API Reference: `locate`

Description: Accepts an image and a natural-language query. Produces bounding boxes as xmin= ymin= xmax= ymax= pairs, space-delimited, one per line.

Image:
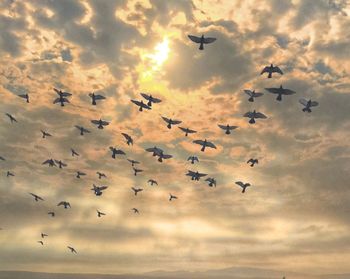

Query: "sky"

xmin=0 ymin=0 xmax=350 ymax=276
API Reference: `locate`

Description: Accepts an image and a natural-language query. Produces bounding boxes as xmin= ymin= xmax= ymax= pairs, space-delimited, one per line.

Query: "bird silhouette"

xmin=91 ymin=184 xmax=108 ymax=196
xmin=261 ymin=64 xmax=283 ymax=78
xmin=193 ymin=139 xmax=216 ymax=152
xmin=133 ymin=167 xmax=143 ymax=176
xmin=96 ymin=210 xmax=106 ymax=218
xmin=48 ymin=211 xmax=55 ymax=217
xmin=178 ymin=127 xmax=197 ymax=136
xmin=18 ymin=93 xmax=30 ymax=103
xmin=218 ymin=124 xmax=238 ymax=135
xmin=57 ymin=201 xmax=71 ymax=209
xmin=75 ymin=125 xmax=91 ymax=135
xmin=96 ymin=172 xmax=107 ymax=179
xmin=54 ymin=160 xmax=67 ymax=169
xmin=205 ymin=177 xmax=217 ymax=187
xmin=41 ymin=130 xmax=52 ymax=138
xmin=71 ymin=148 xmax=79 ymax=157
xmin=299 ymin=98 xmax=318 ymax=112
xmin=169 ymin=193 xmax=178 ymax=201
xmin=132 ymin=208 xmax=140 ymax=214
xmin=6 ymin=171 xmax=14 ymax=177
xmin=109 ymin=147 xmax=126 ymax=158
xmin=76 ymin=171 xmax=86 ymax=178
xmin=131 ymin=187 xmax=143 ymax=196
xmin=41 ymin=233 xmax=48 ymax=238
xmin=131 ymin=99 xmax=151 ymax=111
xmin=67 ymin=246 xmax=77 ymax=253
xmin=91 ymin=119 xmax=109 ymax=129
xmin=140 ymin=93 xmax=162 ymax=106
xmin=244 ymin=89 xmax=264 ymax=102
xmin=186 ymin=170 xmax=207 ymax=181
xmin=235 ymin=181 xmax=251 ymax=193
xmin=29 ymin=193 xmax=44 ymax=202
xmin=42 ymin=159 xmax=56 ymax=167
xmin=121 ymin=133 xmax=133 ymax=145
xmin=188 ymin=34 xmax=216 ymax=50
xmin=127 ymin=159 xmax=140 ymax=167
xmin=247 ymin=158 xmax=258 ymax=167
xmin=89 ymin=92 xmax=106 ymax=105
xmin=5 ymin=113 xmax=17 ymax=123
xmin=187 ymin=156 xmax=199 ymax=164
xmin=38 ymin=240 xmax=44 ymax=245
xmin=243 ymin=110 xmax=267 ymax=124
xmin=0 ymin=156 xmax=5 ymax=161
xmin=145 ymin=146 xmax=163 ymax=157
xmin=162 ymin=116 xmax=182 ymax=129
xmin=53 ymin=88 xmax=72 ymax=106
xmin=265 ymin=85 xmax=296 ymax=101
xmin=148 ymin=179 xmax=158 ymax=186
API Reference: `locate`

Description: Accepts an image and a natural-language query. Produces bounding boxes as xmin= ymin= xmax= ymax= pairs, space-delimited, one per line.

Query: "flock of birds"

xmin=0 ymin=34 xmax=319 ymax=256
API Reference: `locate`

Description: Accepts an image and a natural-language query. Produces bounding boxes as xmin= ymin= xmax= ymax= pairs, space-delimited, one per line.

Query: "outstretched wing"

xmin=235 ymin=181 xmax=244 ymax=187
xmin=282 ymin=88 xmax=296 ymax=95
xmin=131 ymin=99 xmax=142 ymax=106
xmin=244 ymin=90 xmax=253 ymax=96
xmin=122 ymin=133 xmax=131 ymax=141
xmin=94 ymin=94 xmax=105 ymax=100
xmin=186 ymin=170 xmax=196 ymax=176
xmin=255 ymin=112 xmax=267 ymax=119
xmin=188 ymin=35 xmax=201 ymax=43
xmin=140 ymin=93 xmax=150 ymax=100
xmin=151 ymin=97 xmax=161 ymax=103
xmin=99 ymin=186 xmax=108 ymax=191
xmin=161 ymin=116 xmax=170 ymax=124
xmin=170 ymin=119 xmax=182 ymax=125
xmin=162 ymin=154 xmax=172 ymax=159
xmin=198 ymin=172 xmax=207 ymax=177
xmin=273 ymin=66 xmax=283 ymax=75
xmin=265 ymin=87 xmax=280 ymax=94
xmin=203 ymin=37 xmax=216 ymax=44
xmin=253 ymin=92 xmax=264 ymax=97
xmin=310 ymin=101 xmax=318 ymax=107
xmin=218 ymin=124 xmax=227 ymax=130
xmin=53 ymin=98 xmax=61 ymax=104
xmin=299 ymin=98 xmax=308 ymax=106
xmin=243 ymin=111 xmax=253 ymax=118
xmin=193 ymin=139 xmax=204 ymax=146
xmin=206 ymin=141 xmax=217 ymax=149
xmin=101 ymin=120 xmax=109 ymax=126
xmin=115 ymin=149 xmax=126 ymax=155
xmin=260 ymin=66 xmax=269 ymax=75
xmin=91 ymin=120 xmax=100 ymax=125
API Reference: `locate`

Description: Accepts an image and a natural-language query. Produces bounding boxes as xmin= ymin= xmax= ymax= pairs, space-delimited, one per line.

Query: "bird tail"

xmin=158 ymin=157 xmax=163 ymax=162
xmin=249 ymin=118 xmax=255 ymax=124
xmin=147 ymin=101 xmax=152 ymax=106
xmin=167 ymin=123 xmax=171 ymax=129
xmin=242 ymin=188 xmax=245 ymax=193
xmin=268 ymin=72 xmax=272 ymax=78
xmin=277 ymin=94 xmax=282 ymax=101
xmin=225 ymin=130 xmax=230 ymax=135
xmin=139 ymin=107 xmax=142 ymax=112
xmin=92 ymin=100 xmax=96 ymax=105
xmin=248 ymin=97 xmax=254 ymax=102
xmin=199 ymin=42 xmax=204 ymax=50
xmin=201 ymin=146 xmax=205 ymax=152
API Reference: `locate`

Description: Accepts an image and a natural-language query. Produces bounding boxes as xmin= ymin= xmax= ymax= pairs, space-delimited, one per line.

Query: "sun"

xmin=148 ymin=38 xmax=170 ymax=68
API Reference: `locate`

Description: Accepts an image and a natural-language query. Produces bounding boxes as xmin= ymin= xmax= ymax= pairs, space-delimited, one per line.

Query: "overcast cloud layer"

xmin=0 ymin=0 xmax=350 ymax=276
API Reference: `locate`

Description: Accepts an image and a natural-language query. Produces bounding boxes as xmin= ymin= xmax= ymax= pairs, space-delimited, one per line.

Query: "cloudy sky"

xmin=0 ymin=0 xmax=350 ymax=276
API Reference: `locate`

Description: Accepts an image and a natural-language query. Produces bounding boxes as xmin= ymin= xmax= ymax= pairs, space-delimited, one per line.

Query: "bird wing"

xmin=218 ymin=124 xmax=227 ymax=130
xmin=140 ymin=93 xmax=150 ymax=100
xmin=235 ymin=181 xmax=244 ymax=187
xmin=193 ymin=140 xmax=204 ymax=146
xmin=115 ymin=149 xmax=126 ymax=155
xmin=53 ymin=98 xmax=61 ymax=104
xmin=273 ymin=66 xmax=283 ymax=74
xmin=57 ymin=201 xmax=64 ymax=206
xmin=82 ymin=127 xmax=90 ymax=133
xmin=151 ymin=97 xmax=162 ymax=103
xmin=255 ymin=112 xmax=267 ymax=119
xmin=61 ymin=92 xmax=72 ymax=97
xmin=186 ymin=170 xmax=196 ymax=176
xmin=244 ymin=90 xmax=253 ymax=96
xmin=91 ymin=120 xmax=99 ymax=125
xmin=299 ymin=98 xmax=308 ymax=106
xmin=42 ymin=159 xmax=51 ymax=165
xmin=131 ymin=99 xmax=142 ymax=106
xmin=188 ymin=35 xmax=201 ymax=43
xmin=310 ymin=101 xmax=318 ymax=107
xmin=243 ymin=111 xmax=253 ymax=118
xmin=265 ymin=87 xmax=280 ymax=94
xmin=203 ymin=37 xmax=216 ymax=44
xmin=253 ymin=92 xmax=264 ymax=97
xmin=162 ymin=116 xmax=170 ymax=123
xmin=282 ymin=88 xmax=296 ymax=95
xmin=170 ymin=119 xmax=182 ymax=125
xmin=162 ymin=154 xmax=172 ymax=159
xmin=194 ymin=157 xmax=199 ymax=162
xmin=141 ymin=103 xmax=151 ymax=109
xmin=99 ymin=186 xmax=108 ymax=191
xmin=18 ymin=94 xmax=27 ymax=99
xmin=198 ymin=173 xmax=207 ymax=177
xmin=260 ymin=66 xmax=269 ymax=75
xmin=247 ymin=159 xmax=253 ymax=163
xmin=206 ymin=141 xmax=217 ymax=149
xmin=53 ymin=88 xmax=60 ymax=94
xmin=122 ymin=133 xmax=131 ymax=141
xmin=101 ymin=120 xmax=109 ymax=126
xmin=94 ymin=94 xmax=105 ymax=100
xmin=228 ymin=125 xmax=238 ymax=130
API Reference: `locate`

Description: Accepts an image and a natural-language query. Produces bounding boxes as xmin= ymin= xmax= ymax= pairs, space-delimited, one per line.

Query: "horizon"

xmin=0 ymin=0 xmax=349 ymax=276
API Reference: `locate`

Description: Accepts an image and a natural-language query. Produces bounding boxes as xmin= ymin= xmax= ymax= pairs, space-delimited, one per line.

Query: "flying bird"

xmin=53 ymin=88 xmax=71 ymax=106
xmin=140 ymin=93 xmax=162 ymax=106
xmin=57 ymin=201 xmax=71 ymax=209
xmin=6 ymin=171 xmax=14 ymax=177
xmin=96 ymin=172 xmax=107 ymax=179
xmin=67 ymin=246 xmax=77 ymax=254
xmin=41 ymin=130 xmax=52 ymax=138
xmin=38 ymin=241 xmax=44 ymax=245
xmin=132 ymin=208 xmax=139 ymax=214
xmin=244 ymin=89 xmax=264 ymax=102
xmin=265 ymin=85 xmax=296 ymax=101
xmin=145 ymin=146 xmax=163 ymax=157
xmin=131 ymin=187 xmax=143 ymax=196
xmin=205 ymin=177 xmax=217 ymax=187
xmin=299 ymin=98 xmax=319 ymax=112
xmin=121 ymin=133 xmax=133 ymax=146
xmin=188 ymin=34 xmax=216 ymax=50
xmin=96 ymin=210 xmax=106 ymax=218
xmin=91 ymin=119 xmax=109 ymax=129
xmin=218 ymin=124 xmax=238 ymax=135
xmin=89 ymin=92 xmax=106 ymax=105
xmin=156 ymin=151 xmax=173 ymax=163
xmin=148 ymin=179 xmax=158 ymax=186
xmin=42 ymin=159 xmax=56 ymax=167
xmin=48 ymin=211 xmax=55 ymax=217
xmin=247 ymin=158 xmax=258 ymax=167
xmin=186 ymin=170 xmax=207 ymax=181
xmin=71 ymin=148 xmax=79 ymax=157
xmin=193 ymin=139 xmax=216 ymax=152
xmin=5 ymin=113 xmax=17 ymax=123
xmin=0 ymin=156 xmax=5 ymax=161
xmin=131 ymin=99 xmax=151 ymax=111
xmin=109 ymin=147 xmax=126 ymax=158
xmin=55 ymin=160 xmax=67 ymax=169
xmin=178 ymin=127 xmax=197 ymax=137
xmin=169 ymin=193 xmax=178 ymax=201
xmin=243 ymin=110 xmax=267 ymax=124
xmin=187 ymin=156 xmax=199 ymax=164
xmin=127 ymin=159 xmax=140 ymax=167
xmin=29 ymin=193 xmax=44 ymax=202
xmin=41 ymin=233 xmax=48 ymax=238
xmin=76 ymin=171 xmax=86 ymax=179
xmin=235 ymin=181 xmax=251 ymax=193
xmin=18 ymin=93 xmax=29 ymax=103
xmin=91 ymin=184 xmax=108 ymax=196
xmin=260 ymin=64 xmax=283 ymax=78
xmin=75 ymin=125 xmax=91 ymax=135
xmin=162 ymin=116 xmax=182 ymax=129
xmin=133 ymin=167 xmax=143 ymax=176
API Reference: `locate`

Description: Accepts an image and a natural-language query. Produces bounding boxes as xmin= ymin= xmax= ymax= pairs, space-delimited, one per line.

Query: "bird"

xmin=0 ymin=156 xmax=5 ymax=161
xmin=96 ymin=172 xmax=107 ymax=179
xmin=18 ymin=93 xmax=29 ymax=103
xmin=121 ymin=133 xmax=133 ymax=146
xmin=41 ymin=130 xmax=52 ymax=138
xmin=54 ymin=160 xmax=67 ymax=169
xmin=127 ymin=159 xmax=140 ymax=167
xmin=247 ymin=158 xmax=258 ymax=167
xmin=71 ymin=148 xmax=79 ymax=157
xmin=6 ymin=171 xmax=14 ymax=177
xmin=260 ymin=64 xmax=283 ymax=78
xmin=205 ymin=177 xmax=217 ymax=187
xmin=76 ymin=171 xmax=86 ymax=179
xmin=5 ymin=113 xmax=17 ymax=123
xmin=299 ymin=98 xmax=319 ymax=112
xmin=133 ymin=167 xmax=143 ymax=176
xmin=131 ymin=99 xmax=151 ymax=111
xmin=91 ymin=119 xmax=109 ymax=129
xmin=265 ymin=85 xmax=296 ymax=101
xmin=145 ymin=146 xmax=163 ymax=157
xmin=243 ymin=110 xmax=267 ymax=124
xmin=235 ymin=181 xmax=251 ymax=193
xmin=57 ymin=201 xmax=71 ymax=209
xmin=53 ymin=88 xmax=72 ymax=106
xmin=67 ymin=246 xmax=77 ymax=253
xmin=140 ymin=93 xmax=162 ymax=106
xmin=148 ymin=179 xmax=158 ymax=186
xmin=244 ymin=89 xmax=264 ymax=102
xmin=161 ymin=116 xmax=182 ymax=129
xmin=132 ymin=208 xmax=139 ymax=214
xmin=91 ymin=184 xmax=108 ymax=196
xmin=75 ymin=125 xmax=91 ymax=135
xmin=131 ymin=187 xmax=143 ymax=196
xmin=109 ymin=147 xmax=126 ymax=158
xmin=187 ymin=156 xmax=199 ymax=164
xmin=42 ymin=159 xmax=56 ymax=167
xmin=186 ymin=170 xmax=207 ymax=181
xmin=96 ymin=210 xmax=106 ymax=218
xmin=48 ymin=211 xmax=55 ymax=217
xmin=178 ymin=127 xmax=197 ymax=137
xmin=41 ymin=233 xmax=48 ymax=238
xmin=156 ymin=151 xmax=173 ymax=163
xmin=38 ymin=241 xmax=44 ymax=245
xmin=89 ymin=92 xmax=106 ymax=105
xmin=188 ymin=34 xmax=216 ymax=50
xmin=218 ymin=124 xmax=238 ymax=135
xmin=193 ymin=139 xmax=216 ymax=152
xmin=169 ymin=193 xmax=178 ymax=201
xmin=29 ymin=193 xmax=44 ymax=202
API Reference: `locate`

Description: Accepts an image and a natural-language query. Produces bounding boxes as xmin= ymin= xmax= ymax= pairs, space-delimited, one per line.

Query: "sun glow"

xmin=148 ymin=38 xmax=170 ymax=68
